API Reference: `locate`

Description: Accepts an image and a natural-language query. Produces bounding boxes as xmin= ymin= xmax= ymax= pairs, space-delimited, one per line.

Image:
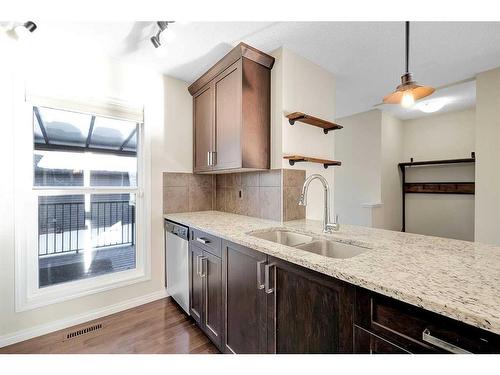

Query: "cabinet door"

xmin=266 ymin=256 xmax=355 ymax=354
xmin=189 ymin=244 xmax=204 ymax=324
xmin=201 ymin=251 xmax=223 ymax=349
xmin=193 ymin=84 xmax=214 ymax=173
xmin=222 ymin=241 xmax=267 ymax=354
xmin=213 ymin=61 xmax=242 ymax=170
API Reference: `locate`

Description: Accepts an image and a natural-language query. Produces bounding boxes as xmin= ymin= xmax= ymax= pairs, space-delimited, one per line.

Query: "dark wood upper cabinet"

xmin=193 ymin=85 xmax=214 ymax=172
xmin=189 ymin=43 xmax=274 ymax=174
xmin=222 ymin=241 xmax=268 ymax=354
xmin=266 ymin=256 xmax=355 ymax=354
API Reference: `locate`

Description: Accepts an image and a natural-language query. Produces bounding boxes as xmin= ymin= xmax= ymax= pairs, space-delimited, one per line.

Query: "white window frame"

xmin=14 ymin=95 xmax=151 ymax=312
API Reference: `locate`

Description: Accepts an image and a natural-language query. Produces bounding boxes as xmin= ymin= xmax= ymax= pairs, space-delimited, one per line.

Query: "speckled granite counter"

xmin=164 ymin=211 xmax=500 ymax=335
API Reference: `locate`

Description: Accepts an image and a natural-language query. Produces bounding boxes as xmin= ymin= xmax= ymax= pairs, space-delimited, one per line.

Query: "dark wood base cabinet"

xmin=266 ymin=256 xmax=354 ymax=353
xmin=354 ymin=288 xmax=500 ymax=354
xmin=187 ymin=231 xmax=500 ymax=354
xmin=189 ymin=231 xmax=223 ymax=350
xmin=222 ymin=241 xmax=267 ymax=353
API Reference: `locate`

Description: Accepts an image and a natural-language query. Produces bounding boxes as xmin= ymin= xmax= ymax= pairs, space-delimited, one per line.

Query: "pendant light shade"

xmin=383 ymin=22 xmax=435 ymax=107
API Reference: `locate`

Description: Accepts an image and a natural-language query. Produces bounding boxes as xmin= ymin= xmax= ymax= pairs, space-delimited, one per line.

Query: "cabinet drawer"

xmin=191 ymin=229 xmax=222 ymax=258
xmin=354 ymin=326 xmax=409 ymax=354
xmin=355 ymin=288 xmax=500 ymax=353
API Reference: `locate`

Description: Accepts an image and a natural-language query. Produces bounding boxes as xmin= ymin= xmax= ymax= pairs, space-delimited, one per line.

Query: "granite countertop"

xmin=164 ymin=210 xmax=500 ymax=335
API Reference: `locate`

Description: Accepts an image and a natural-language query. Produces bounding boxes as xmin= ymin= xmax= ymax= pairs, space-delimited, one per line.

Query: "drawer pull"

xmin=422 ymin=329 xmax=471 ymax=354
xmin=196 ymin=237 xmax=211 ymax=245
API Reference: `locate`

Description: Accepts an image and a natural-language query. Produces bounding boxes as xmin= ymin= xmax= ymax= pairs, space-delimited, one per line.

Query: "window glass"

xmin=33 ymin=106 xmax=138 ymax=187
xmin=38 ymin=193 xmax=136 ymax=287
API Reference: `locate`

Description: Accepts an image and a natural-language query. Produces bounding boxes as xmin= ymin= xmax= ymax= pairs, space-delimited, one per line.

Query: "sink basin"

xmin=296 ymin=240 xmax=368 ymax=259
xmin=249 ymin=229 xmax=314 ymax=247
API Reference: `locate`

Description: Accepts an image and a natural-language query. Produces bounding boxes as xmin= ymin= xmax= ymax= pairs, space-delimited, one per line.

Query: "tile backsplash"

xmin=163 ymin=173 xmax=215 ymax=214
xmin=163 ymin=169 xmax=306 ymax=222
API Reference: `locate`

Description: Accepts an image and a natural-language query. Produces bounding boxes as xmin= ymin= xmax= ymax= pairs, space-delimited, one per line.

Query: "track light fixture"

xmin=150 ymin=21 xmax=174 ymax=48
xmin=1 ymin=21 xmax=37 ymax=40
xmin=23 ymin=21 xmax=37 ymax=33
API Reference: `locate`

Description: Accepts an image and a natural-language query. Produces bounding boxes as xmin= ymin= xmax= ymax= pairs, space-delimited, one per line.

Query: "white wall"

xmin=475 ymin=67 xmax=500 ymax=245
xmin=334 ymin=110 xmax=382 ymax=226
xmin=161 ymin=76 xmax=193 ymax=172
xmin=271 ymin=48 xmax=336 ymax=221
xmin=402 ymin=109 xmax=475 ymax=241
xmin=0 ymin=32 xmax=170 ymax=343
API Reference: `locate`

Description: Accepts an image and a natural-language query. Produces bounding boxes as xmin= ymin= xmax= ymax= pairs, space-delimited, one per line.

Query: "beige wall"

xmin=0 ymin=35 xmax=171 ymax=343
xmin=475 ymin=67 xmax=500 ymax=245
xmin=334 ymin=110 xmax=383 ymax=227
xmin=271 ymin=48 xmax=336 ymax=221
xmin=335 ymin=107 xmax=475 ymax=241
xmin=380 ymin=112 xmax=404 ymax=231
xmin=402 ymin=108 xmax=475 ymax=241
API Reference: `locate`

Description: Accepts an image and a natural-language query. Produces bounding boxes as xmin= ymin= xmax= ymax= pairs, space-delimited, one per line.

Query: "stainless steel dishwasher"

xmin=164 ymin=219 xmax=190 ymax=314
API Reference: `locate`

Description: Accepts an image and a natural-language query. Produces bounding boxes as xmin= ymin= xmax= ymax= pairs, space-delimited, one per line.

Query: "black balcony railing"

xmin=38 ymin=200 xmax=135 ymax=257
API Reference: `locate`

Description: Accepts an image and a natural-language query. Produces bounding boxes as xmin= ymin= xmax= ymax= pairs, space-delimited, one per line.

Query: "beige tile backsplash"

xmin=163 ymin=169 xmax=305 ymax=222
xmin=163 ymin=173 xmax=215 ymax=214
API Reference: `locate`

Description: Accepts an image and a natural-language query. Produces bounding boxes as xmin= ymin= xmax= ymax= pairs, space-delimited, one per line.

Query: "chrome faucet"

xmin=298 ymin=174 xmax=339 ymax=233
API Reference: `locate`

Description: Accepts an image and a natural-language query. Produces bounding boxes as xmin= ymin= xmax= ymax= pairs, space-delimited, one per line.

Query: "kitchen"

xmin=1 ymin=2 xmax=500 ymax=373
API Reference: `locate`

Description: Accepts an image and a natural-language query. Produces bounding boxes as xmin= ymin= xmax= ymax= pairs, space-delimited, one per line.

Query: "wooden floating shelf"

xmin=404 ymin=182 xmax=475 ymax=195
xmin=285 ymin=112 xmax=343 ymax=134
xmin=284 ymin=155 xmax=342 ymax=169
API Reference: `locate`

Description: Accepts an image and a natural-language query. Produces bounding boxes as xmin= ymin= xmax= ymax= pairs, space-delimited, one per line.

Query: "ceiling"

xmin=33 ymin=21 xmax=500 ymax=118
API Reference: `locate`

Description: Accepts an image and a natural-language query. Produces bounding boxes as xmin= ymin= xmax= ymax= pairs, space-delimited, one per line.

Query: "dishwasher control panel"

xmin=165 ymin=220 xmax=189 ymax=241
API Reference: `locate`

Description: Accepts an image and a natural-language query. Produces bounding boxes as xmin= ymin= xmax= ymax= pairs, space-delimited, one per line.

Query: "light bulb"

xmin=401 ymin=91 xmax=415 ymax=108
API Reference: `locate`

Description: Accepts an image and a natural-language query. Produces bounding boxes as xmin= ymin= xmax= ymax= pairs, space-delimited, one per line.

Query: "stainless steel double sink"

xmin=248 ymin=229 xmax=369 ymax=259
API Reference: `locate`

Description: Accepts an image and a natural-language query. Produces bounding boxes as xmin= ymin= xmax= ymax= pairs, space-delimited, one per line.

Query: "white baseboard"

xmin=0 ymin=289 xmax=169 ymax=348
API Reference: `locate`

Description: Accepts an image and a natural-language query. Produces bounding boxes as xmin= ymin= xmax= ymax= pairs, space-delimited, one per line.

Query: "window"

xmin=15 ymin=98 xmax=148 ymax=310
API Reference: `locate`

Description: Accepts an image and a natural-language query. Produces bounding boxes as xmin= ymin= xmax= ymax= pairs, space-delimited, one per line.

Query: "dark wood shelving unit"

xmin=398 ymin=153 xmax=476 ymax=232
xmin=404 ymin=182 xmax=475 ymax=195
xmin=285 ymin=112 xmax=343 ymax=134
xmin=284 ymin=155 xmax=342 ymax=169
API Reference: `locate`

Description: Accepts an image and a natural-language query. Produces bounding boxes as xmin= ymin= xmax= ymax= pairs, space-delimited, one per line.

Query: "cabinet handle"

xmin=212 ymin=151 xmax=217 ymax=166
xmin=264 ymin=264 xmax=275 ymax=294
xmin=256 ymin=260 xmax=266 ymax=290
xmin=196 ymin=237 xmax=210 ymax=245
xmin=200 ymin=257 xmax=207 ymax=278
xmin=196 ymin=255 xmax=201 ymax=276
xmin=422 ymin=328 xmax=471 ymax=354
xmin=207 ymin=151 xmax=212 ymax=166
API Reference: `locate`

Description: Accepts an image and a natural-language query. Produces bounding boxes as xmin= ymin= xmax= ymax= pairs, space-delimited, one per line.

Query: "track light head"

xmin=150 ymin=21 xmax=175 ymax=49
xmin=150 ymin=35 xmax=161 ymax=48
xmin=23 ymin=21 xmax=37 ymax=33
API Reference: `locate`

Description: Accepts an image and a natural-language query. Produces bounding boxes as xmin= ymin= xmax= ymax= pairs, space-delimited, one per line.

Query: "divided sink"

xmin=295 ymin=240 xmax=368 ymax=259
xmin=248 ymin=229 xmax=369 ymax=259
xmin=250 ymin=229 xmax=314 ymax=247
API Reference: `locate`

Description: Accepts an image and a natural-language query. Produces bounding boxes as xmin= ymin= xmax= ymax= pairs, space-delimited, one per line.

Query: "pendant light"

xmin=383 ymin=21 xmax=435 ymax=108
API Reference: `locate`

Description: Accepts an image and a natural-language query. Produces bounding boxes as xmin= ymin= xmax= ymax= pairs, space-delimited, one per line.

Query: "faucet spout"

xmin=297 ymin=174 xmax=339 ymax=233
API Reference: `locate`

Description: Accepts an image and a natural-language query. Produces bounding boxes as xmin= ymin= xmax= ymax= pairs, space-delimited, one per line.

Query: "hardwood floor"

xmin=0 ymin=297 xmax=219 ymax=354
